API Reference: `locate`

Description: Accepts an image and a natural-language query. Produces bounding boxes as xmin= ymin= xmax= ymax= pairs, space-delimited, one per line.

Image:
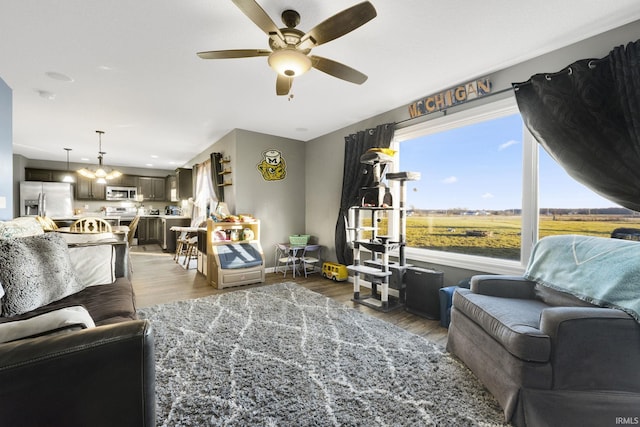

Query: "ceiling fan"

xmin=197 ymin=0 xmax=377 ymax=96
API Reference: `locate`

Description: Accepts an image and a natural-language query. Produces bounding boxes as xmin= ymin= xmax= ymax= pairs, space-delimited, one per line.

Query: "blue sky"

xmin=399 ymin=114 xmax=617 ymax=211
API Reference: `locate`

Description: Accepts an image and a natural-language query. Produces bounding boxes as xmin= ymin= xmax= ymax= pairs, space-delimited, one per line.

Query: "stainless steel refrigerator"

xmin=20 ymin=181 xmax=74 ymax=218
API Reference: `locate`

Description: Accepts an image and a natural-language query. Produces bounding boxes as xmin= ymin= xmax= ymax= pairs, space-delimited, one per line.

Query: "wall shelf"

xmin=218 ymin=156 xmax=232 ymax=186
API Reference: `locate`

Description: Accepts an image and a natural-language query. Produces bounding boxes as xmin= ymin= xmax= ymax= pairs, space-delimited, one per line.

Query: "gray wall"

xmin=303 ymin=19 xmax=640 ymax=278
xmin=0 ymin=78 xmax=12 ymax=220
xmin=186 ymin=128 xmax=305 ymax=268
xmin=236 ymin=129 xmax=305 ymax=268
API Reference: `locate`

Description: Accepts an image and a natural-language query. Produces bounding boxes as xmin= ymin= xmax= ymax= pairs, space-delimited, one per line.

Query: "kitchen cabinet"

xmin=138 ymin=216 xmax=162 ymax=244
xmin=25 ymin=168 xmax=55 ymax=182
xmin=25 ymin=168 xmax=72 ymax=182
xmin=138 ymin=177 xmax=166 ymax=201
xmin=175 ymin=168 xmax=192 ymax=200
xmin=75 ymin=175 xmax=106 ymax=200
xmin=166 ymin=175 xmax=176 ymax=201
xmin=109 ymin=174 xmax=138 ymax=187
xmin=161 ymin=216 xmax=191 ymax=252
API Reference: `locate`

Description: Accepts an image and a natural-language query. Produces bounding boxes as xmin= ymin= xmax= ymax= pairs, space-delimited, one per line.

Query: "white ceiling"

xmin=2 ymin=1 xmax=639 ymax=171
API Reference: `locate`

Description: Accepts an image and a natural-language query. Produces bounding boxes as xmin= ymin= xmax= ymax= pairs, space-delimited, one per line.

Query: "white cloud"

xmin=442 ymin=176 xmax=458 ymax=184
xmin=481 ymin=192 xmax=494 ymax=199
xmin=498 ymin=140 xmax=520 ymax=151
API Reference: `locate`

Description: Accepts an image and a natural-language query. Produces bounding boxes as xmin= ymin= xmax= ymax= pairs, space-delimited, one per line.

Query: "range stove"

xmin=105 ymin=206 xmax=138 ymax=221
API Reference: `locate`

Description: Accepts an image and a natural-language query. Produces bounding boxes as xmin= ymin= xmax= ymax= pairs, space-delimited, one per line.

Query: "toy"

xmin=321 ymin=262 xmax=348 ymax=282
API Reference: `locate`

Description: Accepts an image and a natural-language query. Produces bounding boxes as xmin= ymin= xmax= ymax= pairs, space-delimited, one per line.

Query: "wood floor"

xmin=130 ymin=244 xmax=449 ymax=347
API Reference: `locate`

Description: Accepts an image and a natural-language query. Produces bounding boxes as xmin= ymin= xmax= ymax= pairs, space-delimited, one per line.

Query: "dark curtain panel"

xmin=513 ymin=40 xmax=640 ymax=211
xmin=210 ymin=152 xmax=224 ymax=203
xmin=334 ymin=123 xmax=395 ymax=265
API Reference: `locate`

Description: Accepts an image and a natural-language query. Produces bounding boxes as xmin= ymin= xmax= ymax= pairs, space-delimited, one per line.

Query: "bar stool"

xmin=174 ymin=230 xmax=190 ymax=262
xmin=183 ymin=235 xmax=198 ymax=268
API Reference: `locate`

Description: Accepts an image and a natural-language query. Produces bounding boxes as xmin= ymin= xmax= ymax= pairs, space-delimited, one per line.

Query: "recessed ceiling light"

xmin=150 ymin=155 xmax=159 ymax=159
xmin=81 ymin=157 xmax=90 ymax=161
xmin=45 ymin=71 xmax=74 ymax=82
xmin=36 ymin=89 xmax=56 ymax=100
xmin=98 ymin=65 xmax=114 ymax=71
xmin=146 ymin=163 xmax=154 ymax=167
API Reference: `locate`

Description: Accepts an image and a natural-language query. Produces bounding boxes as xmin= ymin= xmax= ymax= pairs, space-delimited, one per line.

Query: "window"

xmin=394 ymin=96 xmax=640 ymax=274
xmin=395 ymin=99 xmax=524 ymax=265
xmin=538 ymin=148 xmax=640 ymax=239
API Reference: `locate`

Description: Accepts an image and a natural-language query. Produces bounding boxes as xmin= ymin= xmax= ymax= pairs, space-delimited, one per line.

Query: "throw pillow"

xmin=68 ymin=244 xmax=116 ymax=286
xmin=0 ymin=217 xmax=44 ymax=239
xmin=0 ymin=305 xmax=95 ymax=343
xmin=0 ymin=233 xmax=86 ymax=317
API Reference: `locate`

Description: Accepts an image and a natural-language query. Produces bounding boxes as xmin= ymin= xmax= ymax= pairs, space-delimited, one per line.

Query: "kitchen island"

xmin=137 ymin=215 xmax=191 ymax=251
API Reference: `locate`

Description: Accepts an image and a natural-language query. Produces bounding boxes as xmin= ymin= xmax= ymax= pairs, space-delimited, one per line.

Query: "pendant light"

xmin=62 ymin=148 xmax=74 ymax=183
xmin=77 ymin=130 xmax=122 ymax=184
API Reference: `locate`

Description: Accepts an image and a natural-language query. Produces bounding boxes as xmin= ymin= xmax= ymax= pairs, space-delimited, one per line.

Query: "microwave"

xmin=106 ymin=186 xmax=138 ymax=201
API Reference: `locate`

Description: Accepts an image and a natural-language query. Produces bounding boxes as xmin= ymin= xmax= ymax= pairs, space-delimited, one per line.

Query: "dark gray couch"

xmin=447 ymin=235 xmax=640 ymax=426
xmin=0 ymin=234 xmax=155 ymax=427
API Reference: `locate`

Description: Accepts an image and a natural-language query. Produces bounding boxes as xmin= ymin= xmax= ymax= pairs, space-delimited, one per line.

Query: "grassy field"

xmin=391 ymin=214 xmax=640 ymax=260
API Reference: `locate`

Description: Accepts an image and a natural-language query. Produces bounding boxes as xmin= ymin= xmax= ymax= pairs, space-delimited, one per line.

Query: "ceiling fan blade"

xmin=276 ymin=74 xmax=292 ymax=96
xmin=197 ymin=49 xmax=271 ymax=59
xmin=232 ymin=0 xmax=285 ymax=47
xmin=298 ymin=1 xmax=376 ymax=49
xmin=310 ymin=55 xmax=368 ymax=85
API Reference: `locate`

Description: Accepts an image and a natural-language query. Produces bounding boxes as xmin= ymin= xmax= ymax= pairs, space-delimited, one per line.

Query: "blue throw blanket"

xmin=524 ymin=234 xmax=640 ymax=322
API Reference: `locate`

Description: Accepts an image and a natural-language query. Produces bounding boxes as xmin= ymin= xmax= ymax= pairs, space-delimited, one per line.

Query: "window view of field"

xmin=396 ymin=108 xmax=640 ymax=262
xmin=402 ymin=211 xmax=640 ymax=261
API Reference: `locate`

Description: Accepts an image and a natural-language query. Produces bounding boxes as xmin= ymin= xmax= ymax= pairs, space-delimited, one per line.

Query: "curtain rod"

xmin=395 ymin=86 xmax=515 ymax=127
xmin=395 ymin=54 xmax=610 ymax=127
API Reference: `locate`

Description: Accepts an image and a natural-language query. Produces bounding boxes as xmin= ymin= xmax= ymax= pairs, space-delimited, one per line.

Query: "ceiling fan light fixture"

xmin=198 ymin=1 xmax=376 ymax=95
xmin=268 ymin=48 xmax=311 ymax=77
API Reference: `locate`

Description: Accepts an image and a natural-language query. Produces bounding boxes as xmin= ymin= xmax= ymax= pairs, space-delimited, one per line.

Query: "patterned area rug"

xmin=138 ymin=283 xmax=509 ymax=426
